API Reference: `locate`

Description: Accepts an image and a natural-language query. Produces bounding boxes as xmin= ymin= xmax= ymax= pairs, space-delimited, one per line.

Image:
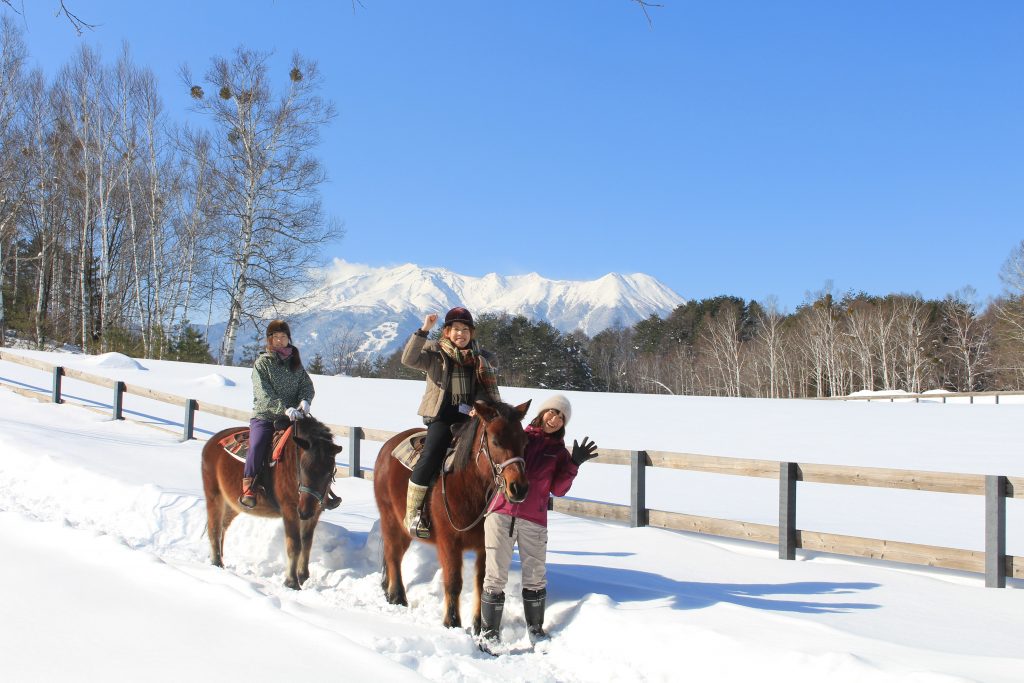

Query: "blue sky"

xmin=13 ymin=1 xmax=1024 ymax=311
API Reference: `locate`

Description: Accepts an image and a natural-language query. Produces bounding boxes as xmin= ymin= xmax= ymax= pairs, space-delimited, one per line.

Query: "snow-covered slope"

xmin=210 ymin=260 xmax=685 ymax=363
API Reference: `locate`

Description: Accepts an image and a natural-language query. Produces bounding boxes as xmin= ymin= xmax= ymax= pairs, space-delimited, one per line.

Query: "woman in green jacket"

xmin=240 ymin=319 xmax=315 ymax=508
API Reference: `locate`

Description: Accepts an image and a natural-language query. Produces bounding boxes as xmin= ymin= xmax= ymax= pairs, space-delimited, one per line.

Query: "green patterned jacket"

xmin=251 ymin=350 xmax=315 ymax=421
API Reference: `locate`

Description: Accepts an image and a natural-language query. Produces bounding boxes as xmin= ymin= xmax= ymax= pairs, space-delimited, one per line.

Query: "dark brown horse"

xmin=374 ymin=399 xmax=531 ymax=632
xmin=201 ymin=415 xmax=342 ymax=589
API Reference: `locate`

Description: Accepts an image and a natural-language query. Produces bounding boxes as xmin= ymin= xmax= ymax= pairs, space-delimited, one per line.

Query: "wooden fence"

xmin=0 ymin=349 xmax=1019 ymax=588
xmin=819 ymin=389 xmax=1024 ymax=403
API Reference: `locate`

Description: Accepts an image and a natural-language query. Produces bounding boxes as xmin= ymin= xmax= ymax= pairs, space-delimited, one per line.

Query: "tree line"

xmin=357 ymin=268 xmax=1024 ymax=398
xmin=0 ymin=17 xmax=338 ymax=364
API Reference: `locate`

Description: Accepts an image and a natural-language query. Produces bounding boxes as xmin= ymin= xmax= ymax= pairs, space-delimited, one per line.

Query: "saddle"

xmin=391 ymin=433 xmax=457 ymax=474
xmin=219 ymin=425 xmax=294 ymax=466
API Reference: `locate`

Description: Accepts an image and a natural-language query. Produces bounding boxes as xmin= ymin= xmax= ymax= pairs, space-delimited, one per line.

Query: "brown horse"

xmin=201 ymin=415 xmax=342 ymax=589
xmin=374 ymin=399 xmax=531 ymax=632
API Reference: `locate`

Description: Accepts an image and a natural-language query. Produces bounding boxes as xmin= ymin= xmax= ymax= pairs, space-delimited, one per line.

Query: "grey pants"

xmin=483 ymin=512 xmax=548 ymax=594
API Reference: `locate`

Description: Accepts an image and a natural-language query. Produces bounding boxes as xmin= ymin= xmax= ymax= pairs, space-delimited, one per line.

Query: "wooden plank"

xmin=122 ymin=382 xmax=192 ymax=406
xmin=194 ymin=401 xmax=250 ymax=422
xmin=60 ymin=366 xmax=118 ymax=389
xmin=798 ymin=463 xmax=985 ymax=494
xmin=551 ymin=498 xmax=630 ymax=522
xmin=797 ymin=530 xmax=985 ymax=573
xmin=0 ymin=380 xmax=48 ymax=402
xmin=646 ymin=450 xmax=779 ymax=478
xmin=647 ymin=510 xmax=778 ymax=544
xmin=1010 ymin=555 xmax=1024 ymax=580
xmin=1007 ymin=477 xmax=1024 ymax=500
xmin=0 ymin=349 xmax=56 ymax=373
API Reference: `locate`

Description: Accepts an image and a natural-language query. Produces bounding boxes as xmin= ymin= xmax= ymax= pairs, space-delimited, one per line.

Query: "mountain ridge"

xmin=210 ymin=260 xmax=686 ymax=365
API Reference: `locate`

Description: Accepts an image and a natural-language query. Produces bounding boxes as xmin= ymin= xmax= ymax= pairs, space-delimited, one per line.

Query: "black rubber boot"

xmin=522 ymin=588 xmax=547 ymax=641
xmin=479 ymin=590 xmax=505 ymax=650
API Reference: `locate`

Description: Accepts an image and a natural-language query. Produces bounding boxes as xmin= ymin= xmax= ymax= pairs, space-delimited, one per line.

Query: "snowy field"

xmin=0 ymin=348 xmax=1022 ymax=682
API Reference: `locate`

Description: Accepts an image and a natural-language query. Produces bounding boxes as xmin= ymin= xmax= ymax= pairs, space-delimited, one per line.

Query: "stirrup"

xmin=239 ymin=492 xmax=257 ymax=509
xmin=409 ymin=513 xmax=431 ymax=540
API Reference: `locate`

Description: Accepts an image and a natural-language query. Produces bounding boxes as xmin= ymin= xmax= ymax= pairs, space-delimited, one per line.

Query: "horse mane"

xmin=449 ymin=401 xmax=522 ymax=471
xmin=294 ymin=414 xmax=335 ymax=452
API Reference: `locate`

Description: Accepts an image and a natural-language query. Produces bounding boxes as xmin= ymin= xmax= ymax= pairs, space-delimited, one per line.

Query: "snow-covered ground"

xmin=0 ymin=349 xmax=1022 ymax=682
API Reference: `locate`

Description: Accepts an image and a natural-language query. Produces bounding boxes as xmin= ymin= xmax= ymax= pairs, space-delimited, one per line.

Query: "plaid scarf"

xmin=439 ymin=338 xmax=500 ymax=405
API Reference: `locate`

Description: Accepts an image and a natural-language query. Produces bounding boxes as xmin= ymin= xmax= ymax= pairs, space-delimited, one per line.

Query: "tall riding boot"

xmin=239 ymin=477 xmax=257 ymax=509
xmin=404 ymin=482 xmax=429 ymax=537
xmin=480 ymin=590 xmax=505 ymax=646
xmin=522 ymin=588 xmax=547 ymax=641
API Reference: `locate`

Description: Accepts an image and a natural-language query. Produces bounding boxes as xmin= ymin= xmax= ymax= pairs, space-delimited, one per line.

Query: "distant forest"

xmin=341 ymin=278 xmax=1024 ymax=397
xmin=1 ymin=17 xmax=1022 ymax=398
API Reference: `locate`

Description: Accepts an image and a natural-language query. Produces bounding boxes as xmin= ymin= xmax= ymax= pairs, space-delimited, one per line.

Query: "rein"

xmin=440 ymin=421 xmax=525 ymax=532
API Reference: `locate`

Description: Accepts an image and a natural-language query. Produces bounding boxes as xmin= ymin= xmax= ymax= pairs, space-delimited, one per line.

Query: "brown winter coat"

xmin=401 ymin=332 xmax=500 ymax=420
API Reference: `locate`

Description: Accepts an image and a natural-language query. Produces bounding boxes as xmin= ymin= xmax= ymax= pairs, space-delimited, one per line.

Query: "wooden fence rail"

xmin=818 ymin=389 xmax=1024 ymax=404
xmin=0 ymin=349 xmax=1018 ymax=587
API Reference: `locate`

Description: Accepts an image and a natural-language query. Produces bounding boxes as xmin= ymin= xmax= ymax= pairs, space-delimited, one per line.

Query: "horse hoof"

xmin=285 ymin=578 xmax=300 ymax=590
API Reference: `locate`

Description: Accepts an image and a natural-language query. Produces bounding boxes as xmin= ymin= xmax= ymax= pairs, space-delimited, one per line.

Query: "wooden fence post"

xmin=779 ymin=462 xmax=798 ymax=560
xmin=182 ymin=399 xmax=197 ymax=441
xmin=51 ymin=366 xmax=64 ymax=404
xmin=986 ymin=475 xmax=1006 ymax=588
xmin=630 ymin=450 xmax=648 ymax=528
xmin=347 ymin=426 xmax=362 ymax=478
xmin=112 ymin=381 xmax=125 ymax=420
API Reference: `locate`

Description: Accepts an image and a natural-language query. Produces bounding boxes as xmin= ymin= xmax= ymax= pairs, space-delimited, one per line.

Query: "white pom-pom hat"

xmin=535 ymin=394 xmax=571 ymax=427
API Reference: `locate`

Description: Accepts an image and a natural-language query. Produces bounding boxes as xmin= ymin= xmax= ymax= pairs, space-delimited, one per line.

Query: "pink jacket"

xmin=488 ymin=425 xmax=579 ymax=527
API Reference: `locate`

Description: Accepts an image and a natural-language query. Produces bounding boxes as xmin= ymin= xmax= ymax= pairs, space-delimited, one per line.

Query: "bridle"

xmin=290 ymin=418 xmax=334 ymax=509
xmin=441 ymin=419 xmax=525 ymax=532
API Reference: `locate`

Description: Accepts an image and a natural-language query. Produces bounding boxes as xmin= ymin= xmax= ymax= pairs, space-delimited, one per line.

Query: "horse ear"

xmin=294 ymin=436 xmax=311 ymax=450
xmin=474 ymin=400 xmax=497 ymax=422
xmin=513 ymin=400 xmax=532 ymax=421
xmin=331 ymin=443 xmax=344 ymax=456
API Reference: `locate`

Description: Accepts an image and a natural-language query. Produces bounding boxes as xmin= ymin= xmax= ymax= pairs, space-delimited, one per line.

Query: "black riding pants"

xmin=411 ymin=406 xmax=469 ymax=487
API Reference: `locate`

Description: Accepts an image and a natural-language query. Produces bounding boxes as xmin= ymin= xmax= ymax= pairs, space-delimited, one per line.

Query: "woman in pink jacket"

xmin=479 ymin=394 xmax=597 ymax=648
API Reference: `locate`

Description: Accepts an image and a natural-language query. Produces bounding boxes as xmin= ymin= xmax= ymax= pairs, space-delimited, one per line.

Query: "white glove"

xmin=299 ymin=399 xmax=311 ymax=415
xmin=285 ymin=407 xmax=301 ymax=421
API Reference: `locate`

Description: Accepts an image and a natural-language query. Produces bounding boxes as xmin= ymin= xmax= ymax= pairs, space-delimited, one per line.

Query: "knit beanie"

xmin=535 ymin=394 xmax=571 ymax=427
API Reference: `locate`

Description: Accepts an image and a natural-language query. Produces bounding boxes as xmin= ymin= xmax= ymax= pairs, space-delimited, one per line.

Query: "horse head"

xmin=470 ymin=399 xmax=531 ymax=504
xmin=291 ymin=416 xmax=343 ymax=520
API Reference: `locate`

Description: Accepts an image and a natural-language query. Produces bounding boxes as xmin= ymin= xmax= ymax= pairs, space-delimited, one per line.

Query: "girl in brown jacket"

xmin=400 ymin=306 xmax=501 ymax=536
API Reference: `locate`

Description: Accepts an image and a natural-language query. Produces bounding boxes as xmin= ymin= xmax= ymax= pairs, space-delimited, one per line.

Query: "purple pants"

xmin=244 ymin=418 xmax=274 ymax=479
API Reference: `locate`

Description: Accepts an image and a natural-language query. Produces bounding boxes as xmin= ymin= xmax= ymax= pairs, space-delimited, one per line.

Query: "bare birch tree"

xmin=183 ymin=48 xmax=339 ymax=365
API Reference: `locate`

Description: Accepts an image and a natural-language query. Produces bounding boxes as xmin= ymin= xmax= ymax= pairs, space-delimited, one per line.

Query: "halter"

xmin=440 ymin=419 xmax=525 ymax=532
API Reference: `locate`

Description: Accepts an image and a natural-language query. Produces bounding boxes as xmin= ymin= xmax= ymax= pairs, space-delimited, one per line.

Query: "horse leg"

xmin=282 ymin=512 xmax=302 ymax=590
xmin=379 ymin=507 xmax=411 ymax=606
xmin=207 ymin=494 xmax=231 ymax=567
xmin=297 ymin=516 xmax=318 ymax=586
xmin=472 ymin=549 xmax=486 ymax=635
xmin=436 ymin=535 xmax=464 ymax=628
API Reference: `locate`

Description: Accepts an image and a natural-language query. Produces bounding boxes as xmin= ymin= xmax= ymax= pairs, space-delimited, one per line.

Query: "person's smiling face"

xmin=445 ymin=322 xmax=473 ymax=349
xmin=269 ymin=331 xmax=290 ymax=351
xmin=541 ymin=409 xmax=564 ymax=434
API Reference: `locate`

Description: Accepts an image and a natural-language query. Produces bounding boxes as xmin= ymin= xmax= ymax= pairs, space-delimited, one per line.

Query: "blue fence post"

xmin=112 ymin=381 xmax=125 ymax=420
xmin=51 ymin=366 xmax=64 ymax=403
xmin=779 ymin=462 xmax=798 ymax=560
xmin=986 ymin=475 xmax=1007 ymax=588
xmin=182 ymin=399 xmax=197 ymax=440
xmin=347 ymin=426 xmax=362 ymax=478
xmin=630 ymin=450 xmax=648 ymax=528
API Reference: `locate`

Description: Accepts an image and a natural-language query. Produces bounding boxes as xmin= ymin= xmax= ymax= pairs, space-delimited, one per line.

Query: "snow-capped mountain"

xmin=211 ymin=260 xmax=685 ymax=364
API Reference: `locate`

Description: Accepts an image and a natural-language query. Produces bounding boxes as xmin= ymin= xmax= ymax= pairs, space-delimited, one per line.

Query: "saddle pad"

xmin=391 ymin=433 xmax=458 ymax=474
xmin=219 ymin=425 xmax=294 ymax=465
xmin=391 ymin=433 xmax=427 ymax=472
